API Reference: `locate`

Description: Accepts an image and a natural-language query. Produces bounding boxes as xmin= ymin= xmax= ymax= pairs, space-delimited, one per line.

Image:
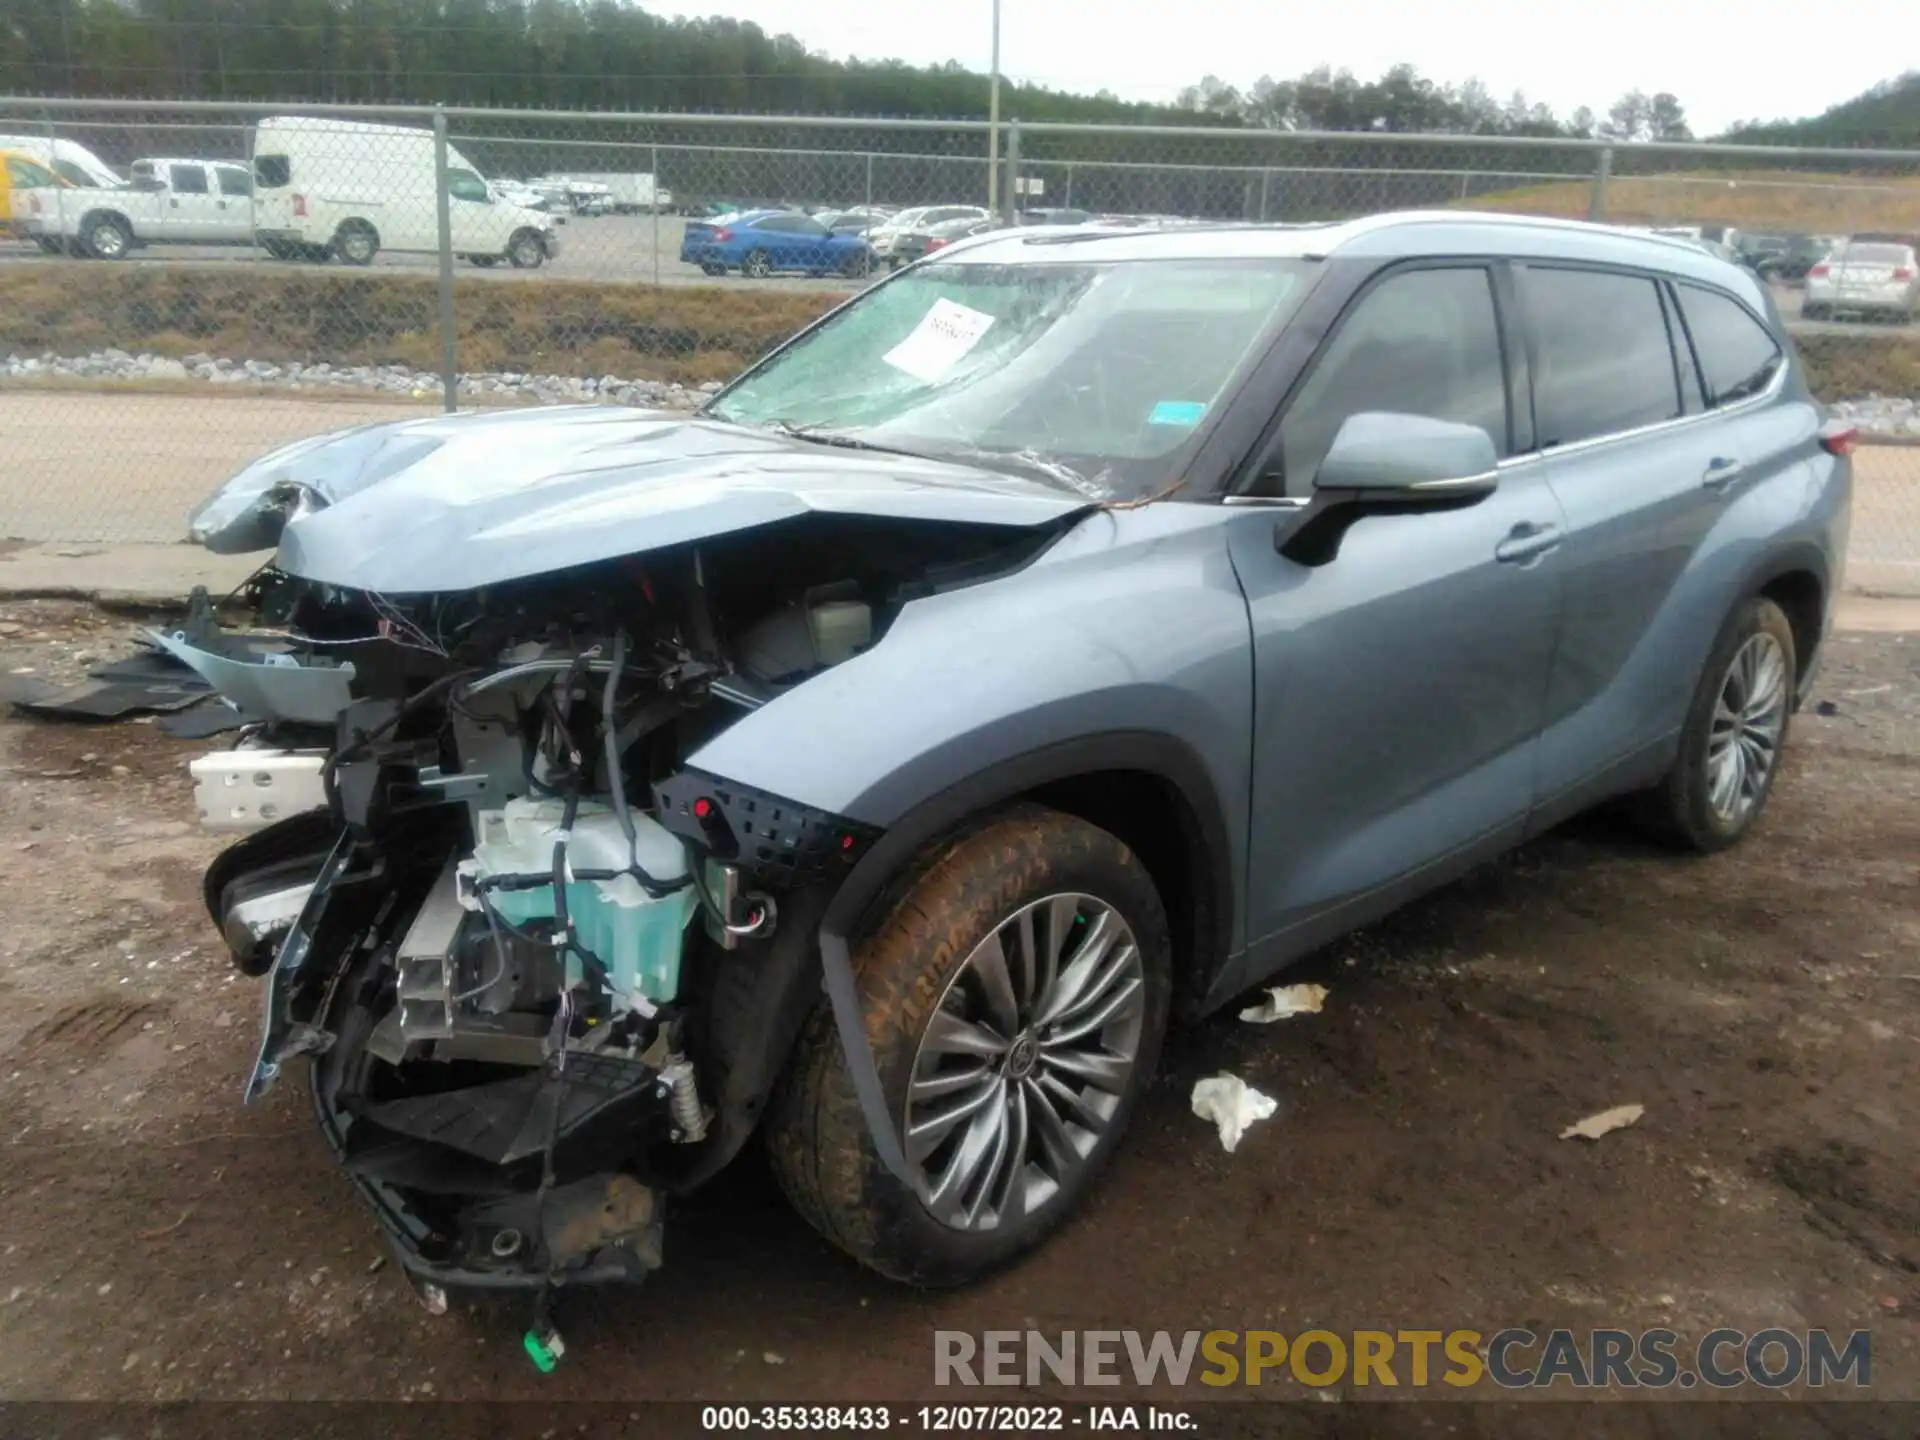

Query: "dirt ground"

xmin=0 ymin=597 xmax=1914 ymax=1409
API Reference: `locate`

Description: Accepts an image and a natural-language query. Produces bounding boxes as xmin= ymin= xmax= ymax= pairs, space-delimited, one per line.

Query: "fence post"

xmin=1003 ymin=120 xmax=1021 ymax=224
xmin=1588 ymin=146 xmax=1612 ymax=223
xmin=651 ymin=143 xmax=661 ymax=288
xmin=865 ymin=152 xmax=874 ymax=209
xmin=1064 ymin=164 xmax=1074 ymax=208
xmin=430 ymin=107 xmax=458 ymax=414
xmin=1258 ymin=168 xmax=1270 ymax=221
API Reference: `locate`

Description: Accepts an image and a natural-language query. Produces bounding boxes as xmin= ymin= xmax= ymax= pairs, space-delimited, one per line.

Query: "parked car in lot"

xmin=24 ymin=156 xmax=257 ymax=259
xmin=1018 ymin=207 xmax=1094 ymax=226
xmin=870 ymin=204 xmax=991 ymax=265
xmin=181 ymin=211 xmax=1846 ymax=1314
xmin=250 ymin=117 xmax=560 ymax=268
xmin=0 ymin=133 xmax=123 ymax=190
xmin=543 ymin=172 xmax=672 ymax=214
xmin=1803 ymin=239 xmax=1919 ymax=322
xmin=893 ymin=214 xmax=1000 ymax=264
xmin=1737 ymin=231 xmax=1828 ymax=281
xmin=817 ymin=207 xmax=893 ymax=237
xmin=0 ymin=149 xmax=67 ymax=248
xmin=679 ymin=208 xmax=873 ymax=278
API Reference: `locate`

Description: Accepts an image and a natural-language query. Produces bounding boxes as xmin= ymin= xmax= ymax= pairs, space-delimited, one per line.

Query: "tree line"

xmin=3 ymin=0 xmax=1908 ymax=150
xmin=3 ymin=0 xmax=1703 ymax=140
xmin=1176 ymin=68 xmax=1693 ymax=142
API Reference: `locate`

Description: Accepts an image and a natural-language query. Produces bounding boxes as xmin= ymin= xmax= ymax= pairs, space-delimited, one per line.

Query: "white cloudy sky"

xmin=670 ymin=0 xmax=1896 ymax=134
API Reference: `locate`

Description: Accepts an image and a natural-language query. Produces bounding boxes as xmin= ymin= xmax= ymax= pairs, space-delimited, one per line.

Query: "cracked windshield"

xmin=708 ymin=257 xmax=1313 ymax=498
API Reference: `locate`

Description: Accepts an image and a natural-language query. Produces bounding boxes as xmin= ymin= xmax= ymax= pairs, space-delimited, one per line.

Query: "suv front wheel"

xmin=767 ymin=806 xmax=1171 ymax=1286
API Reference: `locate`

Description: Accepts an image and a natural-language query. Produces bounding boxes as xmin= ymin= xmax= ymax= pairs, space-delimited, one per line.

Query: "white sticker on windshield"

xmin=881 ymin=298 xmax=996 ymax=383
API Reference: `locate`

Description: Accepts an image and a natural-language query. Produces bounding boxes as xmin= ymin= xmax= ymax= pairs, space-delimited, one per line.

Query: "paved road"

xmin=0 ymin=214 xmax=869 ymax=294
xmin=0 ymin=391 xmax=1913 ymax=595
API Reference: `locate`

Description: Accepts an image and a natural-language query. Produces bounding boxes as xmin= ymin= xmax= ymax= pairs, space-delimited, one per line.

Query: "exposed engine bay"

xmin=187 ymin=511 xmax=1061 ymax=1311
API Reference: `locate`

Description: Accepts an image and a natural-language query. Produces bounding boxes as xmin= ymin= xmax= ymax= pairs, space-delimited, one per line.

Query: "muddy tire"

xmin=765 ymin=805 xmax=1170 ymax=1286
xmin=1635 ymin=596 xmax=1796 ymax=852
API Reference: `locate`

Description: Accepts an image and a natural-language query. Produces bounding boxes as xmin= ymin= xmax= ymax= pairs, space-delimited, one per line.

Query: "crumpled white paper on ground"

xmin=1238 ymin=983 xmax=1330 ymax=1023
xmin=1190 ymin=1073 xmax=1279 ymax=1153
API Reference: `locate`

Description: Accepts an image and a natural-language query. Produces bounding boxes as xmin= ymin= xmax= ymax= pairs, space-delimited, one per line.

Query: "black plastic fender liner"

xmin=816 ymin=924 xmax=916 ymax=1188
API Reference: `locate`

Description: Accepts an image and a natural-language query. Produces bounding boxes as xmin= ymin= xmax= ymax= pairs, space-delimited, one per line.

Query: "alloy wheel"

xmin=1706 ymin=631 xmax=1788 ymax=825
xmin=903 ymin=892 xmax=1146 ymax=1232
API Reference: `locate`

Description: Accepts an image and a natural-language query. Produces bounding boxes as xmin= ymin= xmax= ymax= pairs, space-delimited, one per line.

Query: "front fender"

xmin=685 ymin=503 xmax=1255 ymax=1193
xmin=687 ymin=502 xmax=1255 ymax=949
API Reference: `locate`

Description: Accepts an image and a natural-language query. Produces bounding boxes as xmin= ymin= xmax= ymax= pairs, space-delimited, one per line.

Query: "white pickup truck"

xmin=28 ymin=157 xmax=255 ymax=259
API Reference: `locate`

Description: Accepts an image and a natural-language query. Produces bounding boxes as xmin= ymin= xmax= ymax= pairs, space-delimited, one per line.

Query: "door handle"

xmin=1495 ymin=520 xmax=1563 ymax=565
xmin=1702 ymin=457 xmax=1744 ymax=491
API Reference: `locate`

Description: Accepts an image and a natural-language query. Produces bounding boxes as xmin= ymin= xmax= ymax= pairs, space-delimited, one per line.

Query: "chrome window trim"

xmin=1496 ymin=357 xmax=1788 ymax=472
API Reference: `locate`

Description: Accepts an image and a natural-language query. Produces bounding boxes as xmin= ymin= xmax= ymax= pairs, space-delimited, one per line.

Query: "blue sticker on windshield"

xmin=1148 ymin=400 xmax=1207 ymax=427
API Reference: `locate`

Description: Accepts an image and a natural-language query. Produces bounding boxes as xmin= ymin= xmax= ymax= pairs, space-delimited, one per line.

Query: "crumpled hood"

xmin=188 ymin=406 xmax=1090 ymax=594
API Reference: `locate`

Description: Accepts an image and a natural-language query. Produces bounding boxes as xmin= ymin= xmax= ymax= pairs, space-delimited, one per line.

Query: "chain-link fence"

xmin=0 ymin=97 xmax=1914 ymax=591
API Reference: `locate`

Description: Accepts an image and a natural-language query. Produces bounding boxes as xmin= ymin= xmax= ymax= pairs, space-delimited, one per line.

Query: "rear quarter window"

xmin=1674 ymin=285 xmax=1783 ymax=407
xmin=1522 ymin=267 xmax=1682 ymax=446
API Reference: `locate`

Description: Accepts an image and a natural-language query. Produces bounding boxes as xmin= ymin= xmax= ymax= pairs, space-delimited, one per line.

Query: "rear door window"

xmin=1522 ymin=268 xmax=1682 ymax=446
xmin=1277 ymin=266 xmax=1510 ymax=495
xmin=1673 ymin=285 xmax=1783 ymax=407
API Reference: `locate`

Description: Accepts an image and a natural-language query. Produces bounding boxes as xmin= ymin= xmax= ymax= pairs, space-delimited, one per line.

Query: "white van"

xmin=0 ymin=134 xmax=123 ymax=190
xmin=250 ymin=116 xmax=559 ymax=268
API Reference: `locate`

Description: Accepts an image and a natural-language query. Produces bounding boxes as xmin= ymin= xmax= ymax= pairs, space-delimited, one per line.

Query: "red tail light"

xmin=712 ymin=227 xmax=733 ymax=242
xmin=292 ymin=193 xmax=307 ymax=218
xmin=1807 ymin=262 xmax=1829 ymax=278
xmin=1819 ymin=423 xmax=1858 ymax=457
xmin=1894 ymin=266 xmax=1916 ymax=280
xmin=926 ymin=237 xmax=949 ymax=251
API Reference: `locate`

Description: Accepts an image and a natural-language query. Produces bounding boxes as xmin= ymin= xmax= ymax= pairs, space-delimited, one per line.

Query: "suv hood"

xmin=188 ymin=405 xmax=1090 ymax=593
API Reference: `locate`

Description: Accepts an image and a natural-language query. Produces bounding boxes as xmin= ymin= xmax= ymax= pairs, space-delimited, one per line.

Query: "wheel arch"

xmin=78 ymin=206 xmax=132 ymax=239
xmin=794 ymin=732 xmax=1235 ymax=1190
xmin=332 ymin=216 xmax=379 ymax=246
xmin=1741 ymin=541 xmax=1831 ymax=702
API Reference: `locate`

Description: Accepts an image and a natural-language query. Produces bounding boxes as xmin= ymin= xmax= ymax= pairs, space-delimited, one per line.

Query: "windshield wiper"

xmin=756 ymin=420 xmax=927 ymax=460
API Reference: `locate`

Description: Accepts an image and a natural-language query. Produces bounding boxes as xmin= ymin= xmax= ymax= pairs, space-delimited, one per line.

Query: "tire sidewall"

xmin=850 ymin=812 xmax=1172 ymax=1284
xmin=86 ymin=216 xmax=128 ymax=260
xmin=1671 ymin=597 xmax=1797 ymax=850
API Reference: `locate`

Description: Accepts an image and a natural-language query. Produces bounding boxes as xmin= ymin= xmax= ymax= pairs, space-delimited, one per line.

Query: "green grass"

xmin=0 ymin=267 xmax=848 ymax=385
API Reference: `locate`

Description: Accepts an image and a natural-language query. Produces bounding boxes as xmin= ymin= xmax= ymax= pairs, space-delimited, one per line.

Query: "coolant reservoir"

xmin=465 ymin=797 xmax=698 ymax=1013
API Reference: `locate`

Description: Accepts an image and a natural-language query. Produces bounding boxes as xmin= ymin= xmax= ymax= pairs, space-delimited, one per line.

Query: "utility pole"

xmin=985 ymin=0 xmax=1002 ymax=213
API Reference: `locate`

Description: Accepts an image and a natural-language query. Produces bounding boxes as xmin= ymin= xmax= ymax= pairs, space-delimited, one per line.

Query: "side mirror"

xmin=1276 ymin=411 xmax=1499 ymax=565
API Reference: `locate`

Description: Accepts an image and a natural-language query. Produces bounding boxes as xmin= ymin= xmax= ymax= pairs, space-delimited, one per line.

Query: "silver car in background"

xmin=1803 ymin=239 xmax=1920 ymax=321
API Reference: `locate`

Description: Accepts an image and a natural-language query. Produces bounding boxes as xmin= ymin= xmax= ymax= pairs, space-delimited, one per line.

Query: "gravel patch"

xmin=5 ymin=349 xmax=716 ymax=409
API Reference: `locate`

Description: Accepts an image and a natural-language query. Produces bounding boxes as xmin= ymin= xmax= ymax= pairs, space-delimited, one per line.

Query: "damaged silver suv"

xmin=182 ymin=212 xmax=1851 ymax=1326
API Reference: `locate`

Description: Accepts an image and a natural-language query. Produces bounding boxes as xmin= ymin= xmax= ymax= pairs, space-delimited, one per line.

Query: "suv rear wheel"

xmin=766 ymin=806 xmax=1170 ymax=1286
xmin=1636 ymin=596 xmax=1796 ymax=851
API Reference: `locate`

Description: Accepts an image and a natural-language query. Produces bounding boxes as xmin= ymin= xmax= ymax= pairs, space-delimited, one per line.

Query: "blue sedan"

xmin=680 ymin=209 xmax=874 ymax=279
